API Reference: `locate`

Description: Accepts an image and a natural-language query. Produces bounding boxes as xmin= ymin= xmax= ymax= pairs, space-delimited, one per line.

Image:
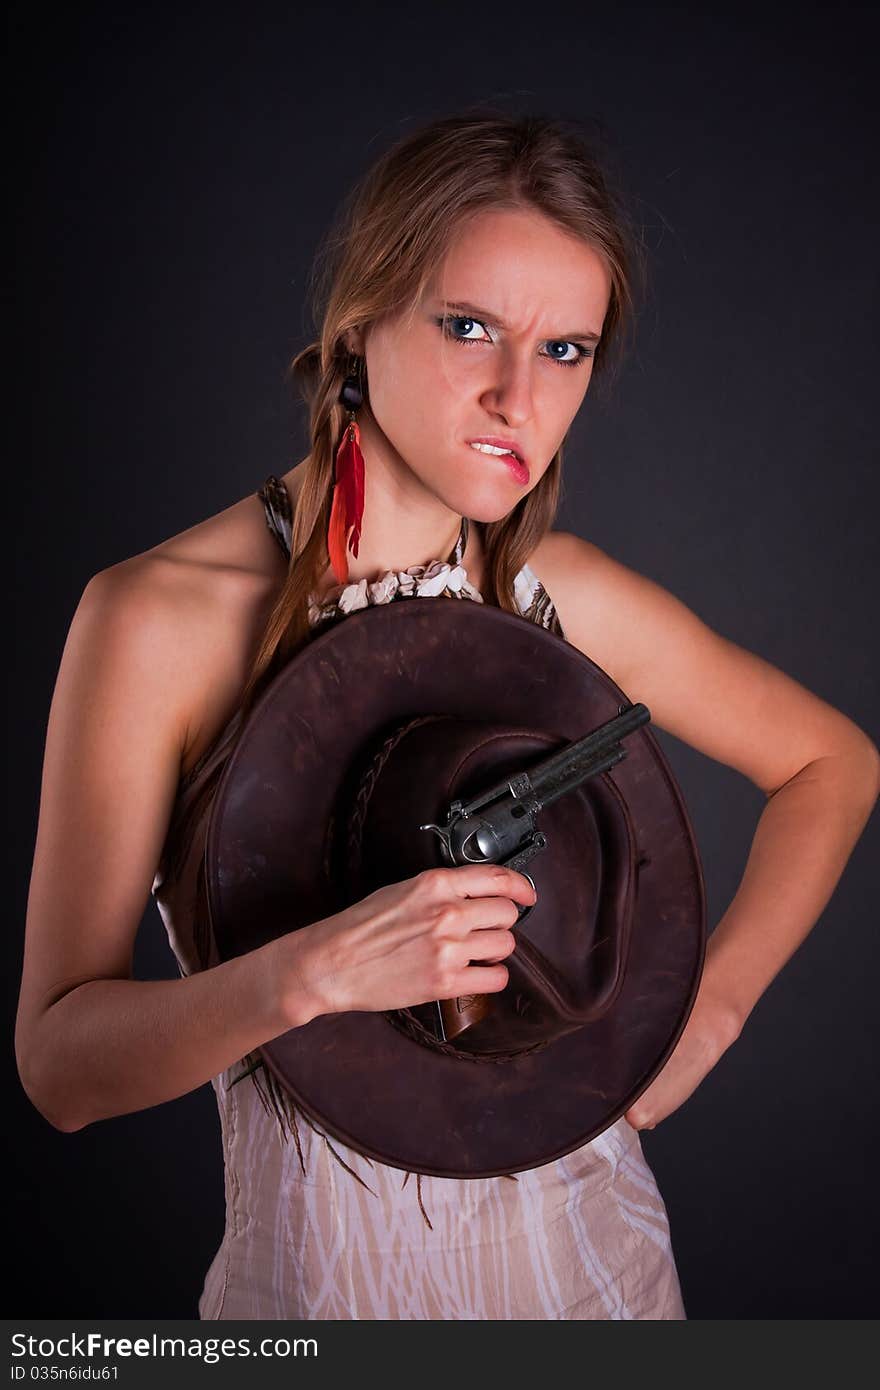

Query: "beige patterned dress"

xmin=151 ymin=475 xmax=687 ymax=1321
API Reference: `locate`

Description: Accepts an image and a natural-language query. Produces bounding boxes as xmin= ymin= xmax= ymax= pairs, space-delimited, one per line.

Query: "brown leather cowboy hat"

xmin=204 ymin=597 xmax=706 ymax=1178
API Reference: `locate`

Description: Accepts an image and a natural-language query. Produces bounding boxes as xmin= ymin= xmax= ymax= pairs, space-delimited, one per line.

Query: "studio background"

xmin=9 ymin=3 xmax=878 ymax=1318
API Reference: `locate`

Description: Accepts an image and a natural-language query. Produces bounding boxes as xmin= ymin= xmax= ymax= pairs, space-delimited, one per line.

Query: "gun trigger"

xmin=514 ymin=871 xmax=538 ymax=923
xmin=497 ymin=832 xmax=548 ymax=877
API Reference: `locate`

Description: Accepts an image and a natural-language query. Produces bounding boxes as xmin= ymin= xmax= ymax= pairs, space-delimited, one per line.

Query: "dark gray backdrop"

xmin=9 ymin=3 xmax=878 ymax=1318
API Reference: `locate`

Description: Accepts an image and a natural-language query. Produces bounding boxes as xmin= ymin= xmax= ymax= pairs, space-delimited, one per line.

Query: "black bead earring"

xmin=339 ymin=369 xmax=364 ymax=411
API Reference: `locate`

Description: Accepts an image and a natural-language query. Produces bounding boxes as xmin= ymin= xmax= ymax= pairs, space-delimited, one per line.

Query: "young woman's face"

xmin=358 ymin=206 xmax=612 ymax=522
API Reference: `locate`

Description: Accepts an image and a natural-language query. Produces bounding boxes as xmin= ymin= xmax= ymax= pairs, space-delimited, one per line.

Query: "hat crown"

xmin=336 ymin=714 xmax=639 ymax=1059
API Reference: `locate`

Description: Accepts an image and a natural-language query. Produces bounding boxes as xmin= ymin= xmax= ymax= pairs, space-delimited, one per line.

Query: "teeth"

xmin=469 ymin=442 xmax=517 ymax=459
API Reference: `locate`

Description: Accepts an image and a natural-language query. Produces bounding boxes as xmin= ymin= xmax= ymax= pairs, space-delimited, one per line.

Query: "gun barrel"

xmin=526 ymin=702 xmax=650 ymax=790
xmin=535 ymin=742 xmax=628 ymax=809
xmin=459 ymin=703 xmax=650 ymax=816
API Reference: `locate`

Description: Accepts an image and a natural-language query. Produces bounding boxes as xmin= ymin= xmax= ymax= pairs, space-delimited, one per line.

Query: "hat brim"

xmin=206 ymin=598 xmax=706 ymax=1178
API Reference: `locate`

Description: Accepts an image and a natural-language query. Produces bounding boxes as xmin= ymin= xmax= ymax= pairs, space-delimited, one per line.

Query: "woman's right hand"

xmin=280 ymin=865 xmax=537 ymax=1025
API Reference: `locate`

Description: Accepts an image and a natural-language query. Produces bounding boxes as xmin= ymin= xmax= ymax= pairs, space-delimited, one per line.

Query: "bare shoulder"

xmin=86 ymin=471 xmax=299 ymax=780
xmin=527 ymin=526 xmax=722 ymax=694
xmin=525 ymin=529 xmax=637 ymax=688
xmin=527 ymin=529 xmax=878 ymax=795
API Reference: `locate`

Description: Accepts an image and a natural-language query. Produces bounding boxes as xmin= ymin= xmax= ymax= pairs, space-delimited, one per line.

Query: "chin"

xmin=442 ymin=476 xmax=531 ymax=525
xmin=465 ymin=500 xmax=521 ymax=526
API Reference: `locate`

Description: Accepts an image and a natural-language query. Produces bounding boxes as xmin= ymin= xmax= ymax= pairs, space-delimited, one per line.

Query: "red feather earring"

xmin=327 ymin=362 xmax=366 ymax=585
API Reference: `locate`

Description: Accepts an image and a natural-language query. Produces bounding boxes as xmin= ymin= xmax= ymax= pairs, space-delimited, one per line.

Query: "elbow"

xmin=854 ymin=735 xmax=880 ymax=806
xmin=19 ymin=1081 xmax=85 ymax=1133
xmin=45 ymin=1108 xmax=88 ymax=1135
xmin=869 ymin=741 xmax=880 ymax=801
xmin=16 ymin=1046 xmax=88 ymax=1134
xmin=807 ymin=732 xmax=880 ymax=807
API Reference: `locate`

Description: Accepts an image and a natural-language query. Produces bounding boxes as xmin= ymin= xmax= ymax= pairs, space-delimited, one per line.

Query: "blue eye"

xmin=444 ymin=316 xmax=491 ymax=343
xmin=544 ymin=340 xmax=588 ymax=366
xmin=435 ymin=314 xmax=593 ymax=369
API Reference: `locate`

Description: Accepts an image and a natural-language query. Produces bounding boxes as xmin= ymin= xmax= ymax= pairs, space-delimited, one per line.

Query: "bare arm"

xmin=699 ymin=746 xmax=879 ymax=1032
xmin=25 ymin=945 xmax=319 ymax=1132
xmin=546 ymin=532 xmax=880 ymax=1126
xmin=16 ymin=562 xmax=318 ymax=1132
xmin=577 ymin=539 xmax=880 ymax=1035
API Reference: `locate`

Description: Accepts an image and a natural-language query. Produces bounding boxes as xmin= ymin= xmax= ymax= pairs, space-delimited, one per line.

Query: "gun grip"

xmin=437 ymin=993 xmax=492 ymax=1041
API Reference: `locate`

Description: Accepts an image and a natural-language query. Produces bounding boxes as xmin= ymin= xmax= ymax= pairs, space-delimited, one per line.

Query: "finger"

xmin=455 ymin=894 xmax=522 ymax=933
xmin=450 ymin=962 xmax=510 ymax=995
xmin=462 ymin=927 xmax=516 ymax=962
xmin=450 ymin=863 xmax=537 ymax=906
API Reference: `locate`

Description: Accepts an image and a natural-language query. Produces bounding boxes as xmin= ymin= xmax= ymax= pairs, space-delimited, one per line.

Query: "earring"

xmin=327 ymin=358 xmax=366 ymax=585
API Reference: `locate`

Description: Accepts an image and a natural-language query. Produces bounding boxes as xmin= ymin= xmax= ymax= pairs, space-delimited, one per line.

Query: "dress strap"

xmin=258 ymin=475 xmax=293 ymax=560
xmin=451 ymin=515 xmax=469 ymax=565
xmin=513 ymin=562 xmax=566 ymax=639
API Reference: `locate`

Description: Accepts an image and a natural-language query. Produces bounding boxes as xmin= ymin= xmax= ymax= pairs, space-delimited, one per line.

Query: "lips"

xmin=467 ymin=435 xmax=529 ymax=468
xmin=466 ymin=440 xmax=530 ymax=485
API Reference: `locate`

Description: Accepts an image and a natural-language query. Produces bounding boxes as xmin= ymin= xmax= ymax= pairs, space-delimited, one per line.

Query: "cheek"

xmin=372 ymin=341 xmax=465 ymax=436
xmin=366 ymin=363 xmax=436 ymax=455
xmin=398 ymin=340 xmax=471 ymax=417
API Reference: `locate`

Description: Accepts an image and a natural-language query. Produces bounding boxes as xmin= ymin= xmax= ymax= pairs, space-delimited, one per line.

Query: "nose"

xmin=480 ymin=350 xmax=535 ymax=427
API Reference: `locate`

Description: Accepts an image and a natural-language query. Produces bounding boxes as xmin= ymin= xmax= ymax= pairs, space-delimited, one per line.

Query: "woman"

xmin=16 ymin=111 xmax=879 ymax=1320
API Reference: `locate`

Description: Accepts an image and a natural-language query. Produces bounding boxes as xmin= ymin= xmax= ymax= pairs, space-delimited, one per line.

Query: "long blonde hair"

xmin=239 ymin=108 xmax=645 ymax=721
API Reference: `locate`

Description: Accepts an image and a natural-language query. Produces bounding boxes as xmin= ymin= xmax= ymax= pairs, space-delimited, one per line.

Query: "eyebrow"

xmin=435 ymin=299 xmax=602 ymax=344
